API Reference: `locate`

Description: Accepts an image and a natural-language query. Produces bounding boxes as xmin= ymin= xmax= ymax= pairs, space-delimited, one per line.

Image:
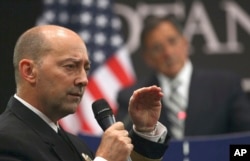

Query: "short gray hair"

xmin=13 ymin=27 xmax=52 ymax=85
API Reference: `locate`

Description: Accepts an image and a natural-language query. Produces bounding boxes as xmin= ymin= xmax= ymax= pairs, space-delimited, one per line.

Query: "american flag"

xmin=37 ymin=0 xmax=135 ymax=135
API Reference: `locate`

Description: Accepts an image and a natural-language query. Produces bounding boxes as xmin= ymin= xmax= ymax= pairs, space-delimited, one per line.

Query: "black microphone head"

xmin=92 ymin=99 xmax=115 ymax=131
xmin=92 ymin=98 xmax=113 ymax=122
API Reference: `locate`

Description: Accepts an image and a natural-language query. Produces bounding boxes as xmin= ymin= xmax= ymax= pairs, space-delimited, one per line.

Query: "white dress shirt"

xmin=157 ymin=60 xmax=193 ymax=109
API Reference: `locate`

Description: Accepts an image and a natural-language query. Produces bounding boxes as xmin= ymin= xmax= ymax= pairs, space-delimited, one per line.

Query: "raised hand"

xmin=128 ymin=85 xmax=163 ymax=132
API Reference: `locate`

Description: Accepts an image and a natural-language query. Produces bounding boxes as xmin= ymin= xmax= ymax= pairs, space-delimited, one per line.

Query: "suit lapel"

xmin=151 ymin=71 xmax=203 ymax=137
xmin=185 ymin=69 xmax=213 ymax=135
xmin=185 ymin=69 xmax=200 ymax=135
xmin=6 ymin=97 xmax=84 ymax=161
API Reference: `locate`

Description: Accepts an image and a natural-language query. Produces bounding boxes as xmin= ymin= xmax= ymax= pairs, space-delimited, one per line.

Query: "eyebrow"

xmin=62 ymin=58 xmax=91 ymax=66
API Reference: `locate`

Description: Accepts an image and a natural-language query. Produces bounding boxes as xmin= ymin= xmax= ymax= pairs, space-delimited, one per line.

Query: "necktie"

xmin=58 ymin=127 xmax=76 ymax=152
xmin=58 ymin=127 xmax=85 ymax=161
xmin=166 ymin=80 xmax=187 ymax=139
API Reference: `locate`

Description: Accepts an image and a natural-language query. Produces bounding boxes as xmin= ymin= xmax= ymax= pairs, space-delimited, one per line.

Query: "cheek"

xmin=37 ymin=76 xmax=56 ymax=95
xmin=175 ymin=46 xmax=187 ymax=61
xmin=149 ymin=57 xmax=164 ymax=68
xmin=37 ymin=71 xmax=64 ymax=92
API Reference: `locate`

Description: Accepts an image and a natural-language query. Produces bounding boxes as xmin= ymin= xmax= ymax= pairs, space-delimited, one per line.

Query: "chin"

xmin=164 ymin=71 xmax=178 ymax=78
xmin=63 ymin=104 xmax=79 ymax=115
xmin=69 ymin=106 xmax=78 ymax=114
xmin=166 ymin=66 xmax=182 ymax=77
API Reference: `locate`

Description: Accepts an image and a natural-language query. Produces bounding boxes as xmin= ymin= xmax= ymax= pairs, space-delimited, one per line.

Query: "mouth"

xmin=68 ymin=93 xmax=83 ymax=99
xmin=165 ymin=58 xmax=176 ymax=65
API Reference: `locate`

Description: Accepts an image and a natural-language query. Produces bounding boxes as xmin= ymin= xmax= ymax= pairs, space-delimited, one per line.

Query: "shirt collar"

xmin=14 ymin=94 xmax=58 ymax=133
xmin=157 ymin=59 xmax=193 ymax=101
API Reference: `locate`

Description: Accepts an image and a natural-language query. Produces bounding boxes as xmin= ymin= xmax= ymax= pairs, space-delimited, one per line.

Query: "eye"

xmin=168 ymin=36 xmax=179 ymax=45
xmin=84 ymin=65 xmax=91 ymax=74
xmin=150 ymin=45 xmax=164 ymax=55
xmin=64 ymin=64 xmax=76 ymax=70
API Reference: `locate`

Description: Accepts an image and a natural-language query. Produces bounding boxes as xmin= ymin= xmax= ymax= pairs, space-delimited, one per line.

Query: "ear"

xmin=19 ymin=59 xmax=37 ymax=84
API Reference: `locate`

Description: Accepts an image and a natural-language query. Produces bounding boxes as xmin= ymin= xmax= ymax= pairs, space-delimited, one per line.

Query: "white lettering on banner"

xmin=136 ymin=2 xmax=185 ymax=20
xmin=114 ymin=2 xmax=185 ymax=53
xmin=222 ymin=1 xmax=250 ymax=53
xmin=184 ymin=1 xmax=222 ymax=54
xmin=113 ymin=3 xmax=141 ymax=55
xmin=114 ymin=1 xmax=250 ymax=55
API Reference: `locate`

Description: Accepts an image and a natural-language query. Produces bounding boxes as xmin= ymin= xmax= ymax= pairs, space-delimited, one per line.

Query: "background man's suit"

xmin=0 ymin=97 xmax=168 ymax=161
xmin=117 ymin=68 xmax=250 ymax=138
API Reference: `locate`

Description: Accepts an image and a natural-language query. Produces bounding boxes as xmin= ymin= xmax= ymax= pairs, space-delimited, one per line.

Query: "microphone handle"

xmin=98 ymin=115 xmax=115 ymax=131
xmin=100 ymin=115 xmax=132 ymax=161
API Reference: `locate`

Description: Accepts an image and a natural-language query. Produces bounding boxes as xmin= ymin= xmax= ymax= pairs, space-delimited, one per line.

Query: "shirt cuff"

xmin=133 ymin=121 xmax=168 ymax=143
xmin=94 ymin=156 xmax=107 ymax=161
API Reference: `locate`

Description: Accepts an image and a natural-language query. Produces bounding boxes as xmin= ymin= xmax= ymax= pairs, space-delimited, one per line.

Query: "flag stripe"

xmin=81 ymin=91 xmax=103 ymax=135
xmin=87 ymin=75 xmax=117 ymax=113
xmin=94 ymin=66 xmax=121 ymax=107
xmin=107 ymin=54 xmax=134 ymax=87
xmin=76 ymin=106 xmax=92 ymax=133
xmin=87 ymin=77 xmax=105 ymax=100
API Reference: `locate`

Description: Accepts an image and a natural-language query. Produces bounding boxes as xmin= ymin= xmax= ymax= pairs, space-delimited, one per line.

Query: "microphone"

xmin=92 ymin=99 xmax=132 ymax=161
xmin=92 ymin=98 xmax=115 ymax=131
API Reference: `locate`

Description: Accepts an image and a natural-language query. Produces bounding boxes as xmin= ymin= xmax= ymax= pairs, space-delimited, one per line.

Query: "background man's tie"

xmin=166 ymin=80 xmax=187 ymax=139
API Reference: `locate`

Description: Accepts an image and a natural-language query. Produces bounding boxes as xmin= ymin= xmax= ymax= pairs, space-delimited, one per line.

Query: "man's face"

xmin=35 ymin=33 xmax=90 ymax=120
xmin=143 ymin=21 xmax=188 ymax=78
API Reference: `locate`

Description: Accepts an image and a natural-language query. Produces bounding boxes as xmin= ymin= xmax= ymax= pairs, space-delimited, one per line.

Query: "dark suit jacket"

xmin=0 ymin=97 xmax=168 ymax=161
xmin=116 ymin=68 xmax=250 ymax=138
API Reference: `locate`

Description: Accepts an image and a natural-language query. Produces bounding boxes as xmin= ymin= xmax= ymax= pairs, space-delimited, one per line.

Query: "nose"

xmin=162 ymin=43 xmax=175 ymax=58
xmin=74 ymin=69 xmax=88 ymax=87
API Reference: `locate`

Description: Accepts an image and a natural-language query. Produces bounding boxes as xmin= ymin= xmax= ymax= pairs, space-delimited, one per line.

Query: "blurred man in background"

xmin=116 ymin=15 xmax=250 ymax=140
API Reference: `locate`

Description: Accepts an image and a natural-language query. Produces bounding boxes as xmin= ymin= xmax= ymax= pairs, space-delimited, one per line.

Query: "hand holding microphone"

xmin=92 ymin=99 xmax=133 ymax=161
